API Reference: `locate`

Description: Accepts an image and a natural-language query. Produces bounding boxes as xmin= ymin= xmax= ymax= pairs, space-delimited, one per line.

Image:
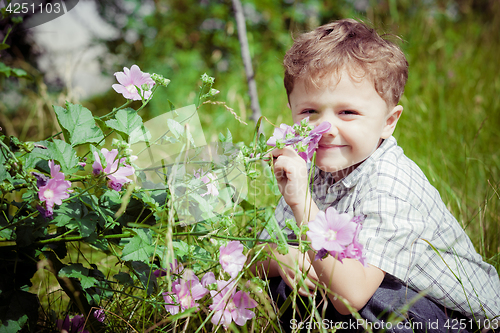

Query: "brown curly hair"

xmin=283 ymin=18 xmax=408 ymax=107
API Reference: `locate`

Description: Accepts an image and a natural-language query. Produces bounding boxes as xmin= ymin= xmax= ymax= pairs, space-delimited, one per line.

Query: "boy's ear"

xmin=381 ymin=105 xmax=403 ymax=139
xmin=287 ymin=102 xmax=291 ymax=109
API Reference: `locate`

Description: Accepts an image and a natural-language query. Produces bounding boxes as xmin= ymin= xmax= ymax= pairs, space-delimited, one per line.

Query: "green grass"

xmin=5 ymin=1 xmax=500 ymax=331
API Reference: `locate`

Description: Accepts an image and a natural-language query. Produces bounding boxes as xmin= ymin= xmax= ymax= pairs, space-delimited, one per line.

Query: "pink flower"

xmin=219 ymin=241 xmax=246 ymax=278
xmin=266 ymin=123 xmax=297 ymax=147
xmin=342 ymin=220 xmax=368 ymax=266
xmin=154 ymin=259 xmax=185 ymax=278
xmin=48 ymin=160 xmax=66 ymax=181
xmin=306 ymin=207 xmax=357 ymax=253
xmin=267 ymin=119 xmax=331 ymax=162
xmin=93 ymin=308 xmax=105 ymax=323
xmin=162 ymin=269 xmax=209 ymax=315
xmin=56 ymin=314 xmax=89 ymax=333
xmin=209 ymin=280 xmax=258 ymax=328
xmin=342 ymin=238 xmax=367 ymax=266
xmin=328 ymin=249 xmax=348 ymax=263
xmin=38 ymin=160 xmax=72 ymax=216
xmin=112 ymin=65 xmax=155 ymax=101
xmin=194 ymin=169 xmax=219 ymax=197
xmin=297 ymin=121 xmax=331 ymax=161
xmin=92 ymin=148 xmax=135 ymax=191
xmin=307 ymin=208 xmax=368 ymax=265
xmin=200 ymin=172 xmax=218 ymax=197
xmin=201 ymin=271 xmax=216 ymax=286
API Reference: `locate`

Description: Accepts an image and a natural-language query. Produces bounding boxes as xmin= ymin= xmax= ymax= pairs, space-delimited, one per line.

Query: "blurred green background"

xmin=2 ymin=0 xmax=499 ymax=265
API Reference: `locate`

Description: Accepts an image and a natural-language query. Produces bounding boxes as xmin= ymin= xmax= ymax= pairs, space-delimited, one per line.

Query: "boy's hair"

xmin=284 ymin=18 xmax=408 ymax=107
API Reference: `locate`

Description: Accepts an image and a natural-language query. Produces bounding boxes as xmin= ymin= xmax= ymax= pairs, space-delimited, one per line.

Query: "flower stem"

xmin=97 ymin=100 xmax=133 ymax=121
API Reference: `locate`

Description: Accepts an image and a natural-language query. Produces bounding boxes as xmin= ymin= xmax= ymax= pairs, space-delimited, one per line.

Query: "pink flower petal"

xmin=201 ymin=272 xmax=216 ymax=286
xmin=233 ymin=308 xmax=256 ymax=326
xmin=129 ymin=65 xmax=145 ymax=83
xmin=219 ymin=241 xmax=246 ymax=277
xmin=114 ymin=71 xmax=130 ymax=86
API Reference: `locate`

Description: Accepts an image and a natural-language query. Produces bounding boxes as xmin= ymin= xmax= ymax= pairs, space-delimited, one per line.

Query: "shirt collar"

xmin=314 ymin=136 xmax=398 ymax=189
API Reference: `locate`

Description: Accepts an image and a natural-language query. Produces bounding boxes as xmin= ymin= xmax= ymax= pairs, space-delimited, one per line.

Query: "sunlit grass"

xmin=11 ymin=2 xmax=500 ymax=332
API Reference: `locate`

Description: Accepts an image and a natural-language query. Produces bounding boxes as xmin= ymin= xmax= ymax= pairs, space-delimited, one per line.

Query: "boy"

xmin=256 ymin=18 xmax=500 ymax=331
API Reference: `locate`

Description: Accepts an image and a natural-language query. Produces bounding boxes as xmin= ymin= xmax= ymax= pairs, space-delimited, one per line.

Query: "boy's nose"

xmin=317 ymin=117 xmax=339 ymax=137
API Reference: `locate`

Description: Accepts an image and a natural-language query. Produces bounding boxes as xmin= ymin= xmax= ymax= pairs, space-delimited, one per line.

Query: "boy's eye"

xmin=340 ymin=110 xmax=358 ymax=115
xmin=301 ymin=109 xmax=316 ymax=114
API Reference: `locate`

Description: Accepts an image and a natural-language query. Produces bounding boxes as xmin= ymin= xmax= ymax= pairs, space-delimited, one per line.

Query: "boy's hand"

xmin=272 ymin=146 xmax=310 ymax=209
xmin=274 ymin=246 xmax=318 ymax=296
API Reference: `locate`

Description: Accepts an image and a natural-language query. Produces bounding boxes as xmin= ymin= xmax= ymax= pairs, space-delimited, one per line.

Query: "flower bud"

xmin=151 ymin=73 xmax=171 ymax=87
xmin=201 ymin=73 xmax=215 ymax=85
xmin=0 ymin=181 xmax=15 ymax=193
xmin=22 ymin=142 xmax=35 ymax=152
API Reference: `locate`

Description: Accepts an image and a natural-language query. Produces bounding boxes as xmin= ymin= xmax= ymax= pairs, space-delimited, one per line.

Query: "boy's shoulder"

xmin=344 ymin=136 xmax=432 ymax=195
xmin=333 ymin=136 xmax=453 ymax=218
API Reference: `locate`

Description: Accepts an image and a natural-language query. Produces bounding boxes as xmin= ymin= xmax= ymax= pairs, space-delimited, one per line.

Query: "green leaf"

xmin=166 ymin=119 xmax=184 ymax=139
xmin=128 ymin=261 xmax=157 ymax=296
xmin=53 ymin=102 xmax=104 ymax=147
xmin=0 ymin=319 xmax=24 ymax=333
xmin=265 ymin=207 xmax=289 ymax=255
xmin=225 ymin=128 xmax=233 ymax=143
xmin=128 ymin=123 xmax=151 ymax=145
xmin=167 ymin=100 xmax=176 ymax=111
xmin=53 ymin=201 xmax=82 ymax=226
xmin=0 ymin=290 xmax=38 ymax=333
xmin=59 ymin=263 xmax=98 ymax=289
xmin=165 ymin=118 xmax=196 ymax=146
xmin=0 ymin=62 xmax=11 ymax=78
xmin=189 ymin=192 xmax=213 ymax=215
xmin=285 ymin=218 xmax=301 ymax=238
xmin=121 ymin=229 xmax=156 ymax=263
xmin=0 ymin=151 xmax=13 ymax=182
xmin=11 ymin=68 xmax=28 ymax=78
xmin=172 ymin=240 xmax=189 ymax=258
xmin=76 ymin=212 xmax=99 ymax=238
xmin=113 ymin=272 xmax=134 ymax=286
xmin=105 ymin=108 xmax=143 ymax=142
xmin=43 ymin=140 xmax=80 ymax=174
xmin=53 ymin=202 xmax=100 ymax=238
xmin=53 ymin=214 xmax=72 ymax=227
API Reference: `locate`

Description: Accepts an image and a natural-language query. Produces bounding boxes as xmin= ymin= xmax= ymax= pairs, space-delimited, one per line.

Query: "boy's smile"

xmin=289 ymin=71 xmax=402 ymax=180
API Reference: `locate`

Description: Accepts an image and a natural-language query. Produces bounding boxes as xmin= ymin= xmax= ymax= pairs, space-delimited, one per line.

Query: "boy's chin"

xmin=315 ymin=160 xmax=362 ymax=179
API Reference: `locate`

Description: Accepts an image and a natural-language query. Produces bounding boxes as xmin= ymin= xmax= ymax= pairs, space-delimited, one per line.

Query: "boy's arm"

xmin=310 ymin=256 xmax=385 ymax=314
xmin=273 ymin=146 xmax=385 ymax=314
xmin=251 ymin=243 xmax=319 ymax=296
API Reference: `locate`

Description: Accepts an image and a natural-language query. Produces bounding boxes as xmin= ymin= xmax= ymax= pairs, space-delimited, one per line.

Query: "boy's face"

xmin=289 ymin=71 xmax=402 ymax=179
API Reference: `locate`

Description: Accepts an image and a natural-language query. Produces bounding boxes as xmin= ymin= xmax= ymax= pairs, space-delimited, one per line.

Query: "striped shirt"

xmin=261 ymin=136 xmax=500 ymax=319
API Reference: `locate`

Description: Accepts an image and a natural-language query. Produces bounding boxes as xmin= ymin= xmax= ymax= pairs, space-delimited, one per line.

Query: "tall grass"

xmin=186 ymin=5 xmax=500 ymax=267
xmin=4 ymin=1 xmax=499 ymax=331
xmin=395 ymin=9 xmax=500 ymax=264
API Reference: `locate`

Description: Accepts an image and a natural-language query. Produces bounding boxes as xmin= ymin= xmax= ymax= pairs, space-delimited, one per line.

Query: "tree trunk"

xmin=232 ymin=0 xmax=262 ymax=125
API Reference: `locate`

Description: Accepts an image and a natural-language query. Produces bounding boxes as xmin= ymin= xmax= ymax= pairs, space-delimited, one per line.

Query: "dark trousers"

xmin=269 ymin=275 xmax=486 ymax=333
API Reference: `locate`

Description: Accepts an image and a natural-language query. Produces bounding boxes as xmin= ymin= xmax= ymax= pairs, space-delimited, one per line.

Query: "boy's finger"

xmin=272 ymin=146 xmax=300 ymax=159
xmin=297 ymin=287 xmax=312 ymax=297
xmin=271 ymin=148 xmax=284 ymax=159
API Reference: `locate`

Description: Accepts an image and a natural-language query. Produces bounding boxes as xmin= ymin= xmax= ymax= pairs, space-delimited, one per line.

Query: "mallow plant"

xmin=0 ymin=64 xmax=367 ymax=332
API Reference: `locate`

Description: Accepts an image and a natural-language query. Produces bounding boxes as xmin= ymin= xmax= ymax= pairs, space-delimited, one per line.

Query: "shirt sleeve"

xmin=356 ymin=190 xmax=500 ymax=319
xmin=356 ymin=191 xmax=427 ymax=281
